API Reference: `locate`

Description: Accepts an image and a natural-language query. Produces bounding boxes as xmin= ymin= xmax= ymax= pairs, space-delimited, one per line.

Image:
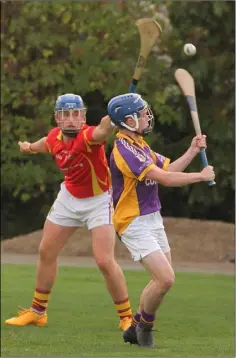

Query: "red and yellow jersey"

xmin=45 ymin=125 xmax=111 ymax=198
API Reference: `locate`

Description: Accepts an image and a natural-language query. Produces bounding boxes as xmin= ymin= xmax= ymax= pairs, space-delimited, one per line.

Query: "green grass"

xmin=1 ymin=264 xmax=234 ymax=357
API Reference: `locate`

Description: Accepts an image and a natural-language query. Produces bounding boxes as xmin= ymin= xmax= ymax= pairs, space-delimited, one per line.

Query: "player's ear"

xmin=126 ymin=117 xmax=134 ymax=127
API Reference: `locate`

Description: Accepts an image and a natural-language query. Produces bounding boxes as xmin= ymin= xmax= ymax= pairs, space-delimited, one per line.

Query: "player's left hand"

xmin=190 ymin=135 xmax=207 ymax=153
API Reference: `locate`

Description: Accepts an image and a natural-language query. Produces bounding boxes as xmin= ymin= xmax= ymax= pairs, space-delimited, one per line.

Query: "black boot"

xmin=123 ymin=325 xmax=138 ymax=344
xmin=136 ymin=324 xmax=155 ymax=348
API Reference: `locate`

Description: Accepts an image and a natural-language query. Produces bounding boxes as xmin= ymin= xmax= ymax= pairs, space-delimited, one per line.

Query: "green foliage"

xmin=1 ymin=1 xmax=234 ymax=237
xmin=156 ymin=1 xmax=235 ymax=221
xmin=1 ymin=1 xmax=165 ymax=201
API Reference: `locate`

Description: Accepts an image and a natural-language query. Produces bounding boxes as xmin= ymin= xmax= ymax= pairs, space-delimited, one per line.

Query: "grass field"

xmin=1 ymin=264 xmax=234 ymax=357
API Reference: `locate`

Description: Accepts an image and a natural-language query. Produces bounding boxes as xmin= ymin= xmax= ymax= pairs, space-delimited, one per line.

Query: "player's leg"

xmin=5 ymin=185 xmax=78 ymax=326
xmin=124 ymin=254 xmax=174 ymax=347
xmin=131 ymin=251 xmax=172 ymax=328
xmin=5 ymin=220 xmax=76 ymax=326
xmin=140 ymin=250 xmax=175 ymax=313
xmin=123 ymin=279 xmax=154 ymax=345
xmin=139 ymin=224 xmax=174 ymax=313
xmin=122 ymin=213 xmax=174 ymax=346
xmin=87 ymin=191 xmax=132 ymax=331
xmin=133 ymin=215 xmax=173 ymax=326
xmin=36 ymin=220 xmax=76 ymax=291
xmin=164 ymin=251 xmax=172 ymax=265
xmin=136 ymin=223 xmax=174 ymax=347
xmin=91 ymin=224 xmax=132 ymax=331
xmin=135 ymin=250 xmax=174 ymax=347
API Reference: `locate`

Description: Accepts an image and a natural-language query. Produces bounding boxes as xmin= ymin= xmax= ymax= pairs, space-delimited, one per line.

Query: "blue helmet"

xmin=107 ymin=93 xmax=154 ymax=136
xmin=54 ymin=93 xmax=85 ymax=111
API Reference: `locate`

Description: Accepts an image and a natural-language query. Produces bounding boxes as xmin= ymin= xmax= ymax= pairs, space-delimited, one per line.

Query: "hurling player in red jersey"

xmin=5 ymin=94 xmax=132 ymax=331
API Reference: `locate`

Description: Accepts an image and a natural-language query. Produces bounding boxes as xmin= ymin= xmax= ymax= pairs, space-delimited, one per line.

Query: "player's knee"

xmin=95 ymin=256 xmax=114 ymax=274
xmin=153 ymin=270 xmax=175 ymax=293
xmin=160 ymin=272 xmax=175 ymax=292
xmin=38 ymin=242 xmax=56 ymax=264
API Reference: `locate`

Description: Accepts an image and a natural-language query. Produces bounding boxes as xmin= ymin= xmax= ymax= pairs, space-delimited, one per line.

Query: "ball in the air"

xmin=184 ymin=43 xmax=196 ymax=56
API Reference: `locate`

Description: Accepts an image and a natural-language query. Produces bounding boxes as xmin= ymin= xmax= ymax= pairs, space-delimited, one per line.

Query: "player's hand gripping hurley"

xmin=129 ymin=18 xmax=162 ymax=93
xmin=174 ymin=68 xmax=216 ymax=186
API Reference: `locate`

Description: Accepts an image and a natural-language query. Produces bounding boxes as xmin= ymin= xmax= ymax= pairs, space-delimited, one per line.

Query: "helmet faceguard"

xmin=107 ymin=93 xmax=154 ymax=137
xmin=55 ymin=108 xmax=86 ymax=137
xmin=54 ymin=94 xmax=86 ymax=137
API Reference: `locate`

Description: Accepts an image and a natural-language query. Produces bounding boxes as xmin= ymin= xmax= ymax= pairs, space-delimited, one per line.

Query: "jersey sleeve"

xmin=114 ymin=139 xmax=155 ymax=181
xmin=45 ymin=128 xmax=60 ymax=154
xmin=83 ymin=126 xmax=104 ymax=146
xmin=151 ymin=151 xmax=170 ymax=171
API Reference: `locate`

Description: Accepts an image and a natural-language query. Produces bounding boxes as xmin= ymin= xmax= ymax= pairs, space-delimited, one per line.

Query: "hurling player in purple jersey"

xmin=108 ymin=93 xmax=215 ymax=348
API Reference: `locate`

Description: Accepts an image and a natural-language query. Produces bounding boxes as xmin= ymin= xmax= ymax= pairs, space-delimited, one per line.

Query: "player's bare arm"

xmin=167 ymin=135 xmax=206 ymax=172
xmin=18 ymin=137 xmax=48 ymax=154
xmin=92 ymin=115 xmax=115 ymax=143
xmin=146 ymin=163 xmax=214 ymax=187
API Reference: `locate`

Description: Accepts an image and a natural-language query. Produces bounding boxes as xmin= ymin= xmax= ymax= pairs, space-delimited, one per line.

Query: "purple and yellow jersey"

xmin=110 ymin=133 xmax=170 ymax=236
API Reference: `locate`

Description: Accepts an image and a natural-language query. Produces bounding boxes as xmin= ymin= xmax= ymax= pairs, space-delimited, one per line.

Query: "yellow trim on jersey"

xmin=108 ymin=166 xmax=112 ymax=188
xmin=83 ymin=130 xmax=92 ymax=152
xmin=116 ymin=134 xmax=171 ymax=171
xmin=53 ymin=142 xmax=62 ymax=153
xmin=113 ymin=177 xmax=139 ymax=235
xmin=82 ymin=153 xmax=105 ymax=196
xmin=150 ymin=150 xmax=170 ymax=170
xmin=138 ymin=164 xmax=156 ymax=181
xmin=116 ymin=132 xmax=146 ymax=148
xmin=56 ymin=130 xmax=62 ymax=141
xmin=97 ymin=168 xmax=111 ymax=186
xmin=96 ymin=151 xmax=111 ymax=187
xmin=84 ymin=128 xmax=101 ymax=146
xmin=45 ymin=142 xmax=52 ymax=153
xmin=150 ymin=151 xmax=157 ymax=163
xmin=163 ymin=158 xmax=170 ymax=171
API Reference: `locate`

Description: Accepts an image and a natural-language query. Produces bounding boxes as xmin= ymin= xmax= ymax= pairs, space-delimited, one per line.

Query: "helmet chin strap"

xmin=62 ymin=129 xmax=79 ymax=138
xmin=61 ymin=121 xmax=86 ymax=138
xmin=133 ymin=128 xmax=151 ymax=137
xmin=135 ymin=130 xmax=147 ymax=137
xmin=141 ymin=124 xmax=153 ymax=137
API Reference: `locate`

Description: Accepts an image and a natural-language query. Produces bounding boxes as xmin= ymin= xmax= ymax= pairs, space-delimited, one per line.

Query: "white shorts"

xmin=121 ymin=211 xmax=170 ymax=262
xmin=47 ymin=183 xmax=113 ymax=230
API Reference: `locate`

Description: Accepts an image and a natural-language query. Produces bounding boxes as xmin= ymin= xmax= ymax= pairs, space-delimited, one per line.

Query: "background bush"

xmin=1 ymin=1 xmax=234 ymax=238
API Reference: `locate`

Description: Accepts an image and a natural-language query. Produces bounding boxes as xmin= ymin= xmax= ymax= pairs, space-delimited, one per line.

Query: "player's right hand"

xmin=100 ymin=115 xmax=114 ymax=129
xmin=18 ymin=141 xmax=32 ymax=153
xmin=201 ymin=166 xmax=215 ymax=181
